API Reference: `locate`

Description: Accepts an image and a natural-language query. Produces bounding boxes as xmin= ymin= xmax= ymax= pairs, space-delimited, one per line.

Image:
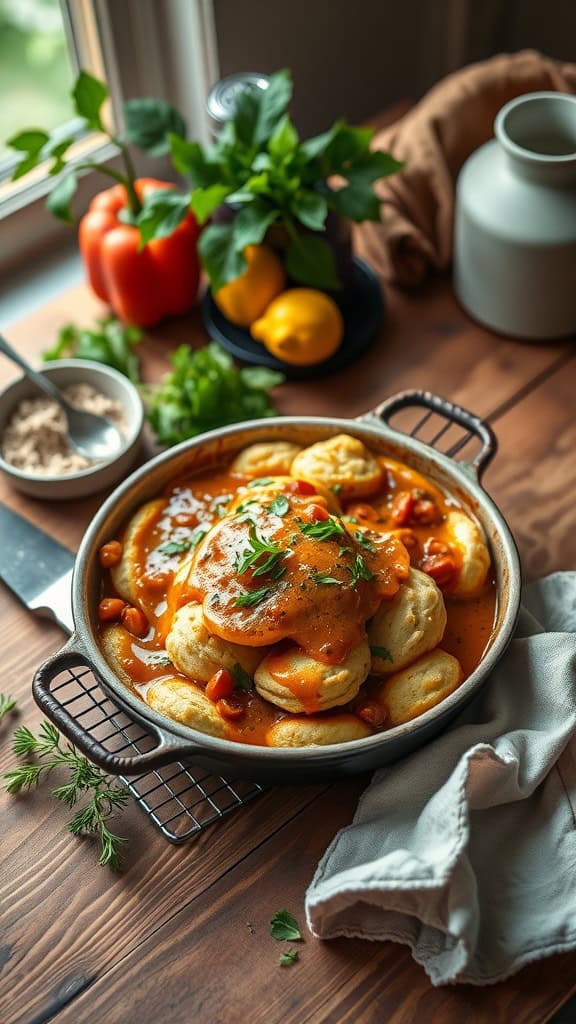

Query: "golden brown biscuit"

xmin=368 ymin=568 xmax=447 ymax=674
xmin=110 ymin=499 xmax=166 ymax=604
xmin=291 ymin=434 xmax=383 ymax=500
xmin=231 ymin=442 xmax=303 ymax=478
xmin=166 ymin=601 xmax=265 ymax=683
xmin=254 ymin=641 xmax=371 ymax=714
xmin=100 ymin=624 xmax=135 ymax=685
xmin=376 ymin=649 xmax=463 ymax=727
xmin=267 ymin=713 xmax=371 ymax=747
xmin=146 ymin=679 xmax=228 ymax=737
xmin=446 ymin=509 xmax=491 ymax=598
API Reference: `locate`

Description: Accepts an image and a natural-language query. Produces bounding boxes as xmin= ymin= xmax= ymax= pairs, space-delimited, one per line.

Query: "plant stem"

xmin=111 ymin=136 xmax=142 ymax=217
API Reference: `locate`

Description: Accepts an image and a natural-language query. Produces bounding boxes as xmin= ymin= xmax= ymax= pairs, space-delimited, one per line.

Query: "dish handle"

xmin=33 ymin=639 xmax=194 ymax=776
xmin=363 ymin=389 xmax=497 ymax=481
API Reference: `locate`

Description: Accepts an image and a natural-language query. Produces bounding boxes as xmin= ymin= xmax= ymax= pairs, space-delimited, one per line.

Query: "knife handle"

xmin=33 ymin=643 xmax=193 ymax=775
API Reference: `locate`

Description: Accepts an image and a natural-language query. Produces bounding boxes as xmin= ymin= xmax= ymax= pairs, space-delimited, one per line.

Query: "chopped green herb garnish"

xmin=209 ymin=593 xmax=221 ymax=606
xmin=331 ymin=483 xmax=343 ymax=496
xmin=344 ymin=516 xmax=359 ymax=524
xmin=268 ymin=495 xmax=290 ymax=517
xmin=299 ymin=518 xmax=346 ymax=542
xmin=338 ymin=546 xmax=351 ymax=557
xmin=235 ymin=523 xmax=285 ymax=578
xmin=311 ymin=574 xmax=343 ymax=586
xmin=370 ymin=646 xmax=394 ymax=662
xmin=270 ymin=910 xmax=303 ymax=942
xmin=158 ymin=527 xmax=207 ymax=556
xmin=347 ymin=554 xmax=375 ymax=587
xmin=354 ymin=531 xmax=376 ymax=553
xmin=247 ymin=476 xmax=275 ymax=488
xmin=231 ymin=663 xmax=253 ymax=691
xmin=235 ymin=498 xmax=258 ymax=513
xmin=279 ymin=949 xmax=300 ymax=967
xmin=234 ymin=586 xmax=273 ymax=608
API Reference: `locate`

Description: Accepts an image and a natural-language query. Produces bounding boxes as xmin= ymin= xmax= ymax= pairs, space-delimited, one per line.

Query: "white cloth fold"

xmin=306 ymin=573 xmax=576 ymax=985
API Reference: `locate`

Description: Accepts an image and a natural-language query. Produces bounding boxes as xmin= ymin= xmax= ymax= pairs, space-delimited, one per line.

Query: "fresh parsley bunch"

xmin=43 ymin=317 xmax=142 ymax=384
xmin=142 ymin=69 xmax=403 ymax=291
xmin=147 ymin=342 xmax=284 ymax=446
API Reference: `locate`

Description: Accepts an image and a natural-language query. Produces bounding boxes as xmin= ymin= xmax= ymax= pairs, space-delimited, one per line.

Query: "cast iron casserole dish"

xmin=33 ymin=391 xmax=521 ymax=783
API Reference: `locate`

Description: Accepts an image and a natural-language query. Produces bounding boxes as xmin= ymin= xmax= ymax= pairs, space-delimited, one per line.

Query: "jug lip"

xmin=495 ymin=90 xmax=576 ymax=165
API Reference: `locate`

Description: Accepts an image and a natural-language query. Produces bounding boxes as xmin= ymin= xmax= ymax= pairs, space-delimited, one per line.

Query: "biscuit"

xmin=291 ymin=434 xmax=383 ymax=500
xmin=368 ymin=568 xmax=447 ymax=674
xmin=267 ymin=713 xmax=371 ymax=746
xmin=231 ymin=442 xmax=303 ymax=478
xmin=376 ymin=649 xmax=463 ymax=727
xmin=166 ymin=601 xmax=264 ymax=683
xmin=110 ymin=499 xmax=166 ymax=604
xmin=255 ymin=641 xmax=371 ymax=714
xmin=146 ymin=678 xmax=228 ymax=737
xmin=446 ymin=509 xmax=491 ymax=598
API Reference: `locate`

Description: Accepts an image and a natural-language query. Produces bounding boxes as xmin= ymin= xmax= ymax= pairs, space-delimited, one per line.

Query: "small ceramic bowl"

xmin=0 ymin=359 xmax=145 ymax=500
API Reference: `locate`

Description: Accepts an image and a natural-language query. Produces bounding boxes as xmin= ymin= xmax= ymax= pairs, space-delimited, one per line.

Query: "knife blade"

xmin=0 ymin=502 xmax=74 ymax=634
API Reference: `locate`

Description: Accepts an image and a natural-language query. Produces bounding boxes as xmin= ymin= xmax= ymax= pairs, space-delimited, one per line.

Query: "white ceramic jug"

xmin=454 ymin=91 xmax=576 ymax=340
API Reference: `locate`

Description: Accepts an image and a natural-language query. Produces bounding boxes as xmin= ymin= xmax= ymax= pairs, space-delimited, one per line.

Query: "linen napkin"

xmin=354 ymin=50 xmax=576 ymax=287
xmin=306 ymin=572 xmax=576 ymax=986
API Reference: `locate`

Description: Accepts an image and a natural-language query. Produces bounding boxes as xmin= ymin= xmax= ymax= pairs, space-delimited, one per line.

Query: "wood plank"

xmin=49 ymin=788 xmax=576 ymax=1024
xmin=483 ymin=358 xmax=576 ymax=580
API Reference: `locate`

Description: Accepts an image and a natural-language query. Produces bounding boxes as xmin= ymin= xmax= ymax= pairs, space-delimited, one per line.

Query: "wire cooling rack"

xmin=48 ymin=664 xmax=264 ymax=844
xmin=41 ymin=393 xmax=488 ymax=846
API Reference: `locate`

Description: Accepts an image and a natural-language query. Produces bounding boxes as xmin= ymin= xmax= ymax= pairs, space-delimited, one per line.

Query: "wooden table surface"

xmin=1 ymin=272 xmax=575 ymax=1024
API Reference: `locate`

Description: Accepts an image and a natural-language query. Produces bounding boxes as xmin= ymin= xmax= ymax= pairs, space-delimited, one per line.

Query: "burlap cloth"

xmin=354 ymin=50 xmax=576 ymax=288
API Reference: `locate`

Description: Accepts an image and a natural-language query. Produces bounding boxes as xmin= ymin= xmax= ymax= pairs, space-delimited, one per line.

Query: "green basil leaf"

xmin=7 ymin=129 xmax=49 ymax=153
xmin=12 ymin=153 xmax=43 ymax=181
xmin=234 ymin=69 xmax=292 ymax=147
xmin=328 ymin=183 xmax=381 ymax=222
xmin=285 ymin=233 xmax=340 ymax=290
xmin=269 ymin=910 xmax=303 ymax=942
xmin=232 ymin=202 xmax=278 ymax=251
xmin=137 ymin=189 xmax=191 ymax=247
xmin=199 ymin=223 xmax=247 ymax=291
xmin=292 ymin=189 xmax=328 ymax=231
xmin=345 ymin=149 xmax=404 ymax=185
xmin=48 ymin=137 xmax=75 ymax=175
xmin=72 ymin=72 xmax=108 ymax=131
xmin=278 ymin=949 xmax=300 ymax=967
xmin=190 ymin=184 xmax=232 ymax=225
xmin=47 ymin=171 xmax=78 ymax=224
xmin=300 ymin=123 xmax=339 ymax=161
xmin=124 ymin=98 xmax=186 ymax=156
xmin=169 ymin=134 xmax=221 ymax=185
xmin=268 ymin=115 xmax=298 ymax=159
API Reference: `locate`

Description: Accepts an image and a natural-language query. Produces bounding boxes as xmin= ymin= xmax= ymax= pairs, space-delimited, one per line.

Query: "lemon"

xmin=214 ymin=244 xmax=286 ymax=327
xmin=250 ymin=289 xmax=344 ymax=366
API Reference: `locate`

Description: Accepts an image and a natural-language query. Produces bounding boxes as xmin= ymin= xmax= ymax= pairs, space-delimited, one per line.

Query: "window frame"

xmin=0 ymin=0 xmax=219 ymax=276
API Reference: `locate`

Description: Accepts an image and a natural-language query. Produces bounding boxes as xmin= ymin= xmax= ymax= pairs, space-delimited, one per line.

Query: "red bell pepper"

xmin=79 ymin=179 xmax=200 ymax=327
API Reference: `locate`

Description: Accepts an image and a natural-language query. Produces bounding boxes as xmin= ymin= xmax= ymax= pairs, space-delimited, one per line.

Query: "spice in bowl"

xmin=1 ymin=383 xmax=126 ymax=476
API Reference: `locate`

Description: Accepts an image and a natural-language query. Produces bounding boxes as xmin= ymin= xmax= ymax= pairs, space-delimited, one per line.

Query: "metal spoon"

xmin=0 ymin=334 xmax=124 ymax=462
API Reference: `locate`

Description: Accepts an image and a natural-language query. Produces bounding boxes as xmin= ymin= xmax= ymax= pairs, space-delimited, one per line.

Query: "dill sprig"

xmin=3 ymin=721 xmax=129 ymax=871
xmin=0 ymin=694 xmax=17 ymax=724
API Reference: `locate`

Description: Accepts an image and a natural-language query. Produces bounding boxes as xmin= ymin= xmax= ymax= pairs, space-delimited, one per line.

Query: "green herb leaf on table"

xmin=370 ymin=646 xmax=394 ymax=662
xmin=124 ymin=98 xmax=186 ymax=156
xmin=42 ymin=317 xmax=142 ymax=384
xmin=146 ymin=343 xmax=284 ymax=447
xmin=0 ymin=695 xmax=16 ymax=725
xmin=278 ymin=949 xmax=300 ymax=967
xmin=72 ymin=71 xmax=108 ymax=131
xmin=270 ymin=909 xmax=303 ymax=942
xmin=3 ymin=721 xmax=129 ymax=871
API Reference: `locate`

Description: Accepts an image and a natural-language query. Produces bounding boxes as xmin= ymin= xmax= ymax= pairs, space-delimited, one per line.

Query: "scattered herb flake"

xmin=354 ymin=531 xmax=376 ymax=553
xmin=247 ymin=476 xmax=275 ymax=488
xmin=245 ymin=921 xmax=255 ymax=935
xmin=311 ymin=574 xmax=342 ymax=586
xmin=235 ymin=523 xmax=284 ymax=578
xmin=344 ymin=516 xmax=359 ymax=524
xmin=270 ymin=910 xmax=303 ymax=942
xmin=231 ymin=663 xmax=253 ymax=691
xmin=209 ymin=593 xmax=221 ymax=606
xmin=347 ymin=554 xmax=375 ymax=587
xmin=268 ymin=495 xmax=290 ymax=517
xmin=370 ymin=646 xmax=394 ymax=662
xmin=0 ymin=695 xmax=17 ymax=724
xmin=158 ymin=527 xmax=207 ymax=556
xmin=236 ymin=498 xmax=258 ymax=513
xmin=234 ymin=586 xmax=273 ymax=608
xmin=299 ymin=518 xmax=346 ymax=542
xmin=279 ymin=949 xmax=300 ymax=967
xmin=331 ymin=484 xmax=343 ymax=496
